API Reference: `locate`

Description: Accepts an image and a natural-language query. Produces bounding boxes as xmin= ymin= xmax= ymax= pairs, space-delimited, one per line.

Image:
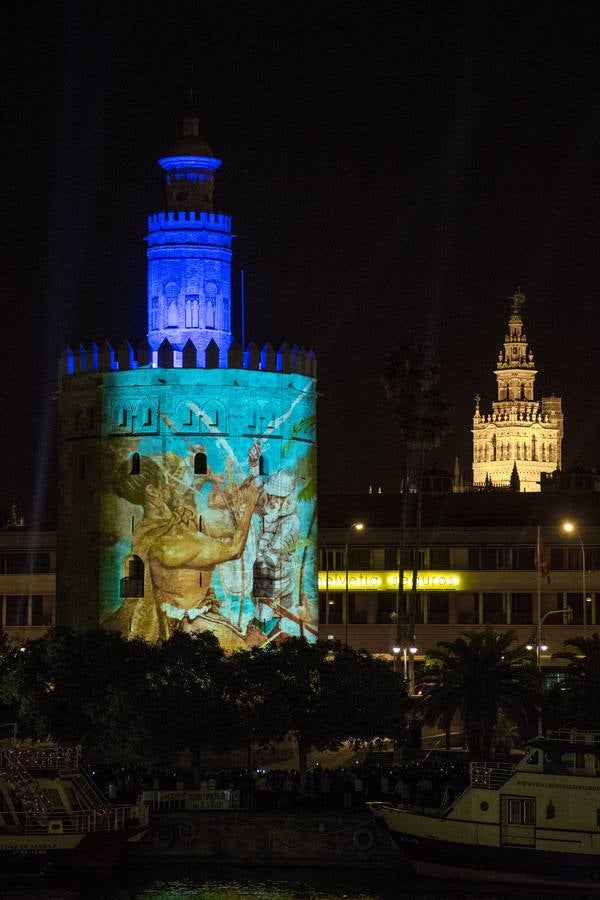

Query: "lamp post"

xmin=344 ymin=522 xmax=364 ymax=646
xmin=562 ymin=521 xmax=589 ymax=627
xmin=528 ymin=605 xmax=572 ymax=735
xmin=529 ymin=606 xmax=573 ymax=670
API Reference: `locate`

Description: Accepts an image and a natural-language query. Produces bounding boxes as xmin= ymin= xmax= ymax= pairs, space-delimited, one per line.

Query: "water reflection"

xmin=2 ymin=867 xmax=595 ymax=900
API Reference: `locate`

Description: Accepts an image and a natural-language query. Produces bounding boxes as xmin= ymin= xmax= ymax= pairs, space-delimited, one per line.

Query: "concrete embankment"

xmin=131 ymin=810 xmax=406 ymax=869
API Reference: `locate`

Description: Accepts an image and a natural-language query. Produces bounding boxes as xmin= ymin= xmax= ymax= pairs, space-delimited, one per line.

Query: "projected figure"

xmin=106 ymin=456 xmax=258 ymax=646
xmin=247 ymin=458 xmax=301 ymax=643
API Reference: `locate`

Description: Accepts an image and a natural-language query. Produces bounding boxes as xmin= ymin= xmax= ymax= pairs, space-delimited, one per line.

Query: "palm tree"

xmin=417 ymin=629 xmax=542 ymax=758
xmin=381 ymin=335 xmax=450 ymax=688
xmin=550 ymin=634 xmax=600 ymax=729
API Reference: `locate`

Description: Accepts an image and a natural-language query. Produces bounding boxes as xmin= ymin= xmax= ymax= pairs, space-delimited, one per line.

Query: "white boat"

xmin=368 ymin=730 xmax=600 ymax=887
xmin=0 ymin=727 xmax=149 ymax=877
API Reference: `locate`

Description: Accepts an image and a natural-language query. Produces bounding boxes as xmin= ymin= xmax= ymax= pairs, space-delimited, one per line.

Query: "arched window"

xmin=120 ymin=408 xmax=128 ymax=428
xmin=205 ymin=283 xmax=217 ymax=329
xmin=131 ymin=453 xmax=140 ymax=475
xmin=120 ymin=555 xmax=144 ymax=598
xmin=259 ymin=454 xmax=268 ymax=476
xmin=167 ymin=300 xmax=178 ymax=327
xmin=491 ymin=435 xmax=497 ymax=461
xmin=206 ymin=299 xmax=215 ymax=329
xmin=194 ymin=452 xmax=207 ymax=475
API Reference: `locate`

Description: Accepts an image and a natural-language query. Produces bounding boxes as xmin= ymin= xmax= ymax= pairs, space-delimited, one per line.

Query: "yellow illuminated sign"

xmin=317 ymin=571 xmax=461 ymax=591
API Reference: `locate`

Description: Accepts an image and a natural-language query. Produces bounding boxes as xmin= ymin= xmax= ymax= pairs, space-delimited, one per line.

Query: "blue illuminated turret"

xmin=146 ymin=115 xmax=233 ymax=353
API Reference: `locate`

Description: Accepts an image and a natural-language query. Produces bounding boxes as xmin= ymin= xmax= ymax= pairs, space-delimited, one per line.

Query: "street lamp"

xmin=532 ymin=606 xmax=573 ymax=669
xmin=562 ymin=521 xmax=590 ymax=626
xmin=345 ymin=522 xmax=365 ymax=646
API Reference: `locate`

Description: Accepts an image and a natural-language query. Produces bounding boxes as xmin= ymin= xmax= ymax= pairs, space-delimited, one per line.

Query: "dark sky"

xmin=4 ymin=1 xmax=600 ymax=524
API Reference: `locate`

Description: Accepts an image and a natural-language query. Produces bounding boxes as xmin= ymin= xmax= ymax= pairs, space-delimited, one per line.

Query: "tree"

xmin=143 ymin=630 xmax=233 ymax=764
xmin=417 ymin=629 xmax=542 ymax=758
xmin=228 ymin=639 xmax=407 ymax=787
xmin=381 ymin=335 xmax=450 ymax=687
xmin=0 ymin=627 xmax=157 ymax=755
xmin=550 ymin=634 xmax=600 ymax=729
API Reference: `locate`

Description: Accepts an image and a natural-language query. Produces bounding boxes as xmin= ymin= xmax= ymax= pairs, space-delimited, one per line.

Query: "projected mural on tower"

xmin=97 ymin=369 xmax=317 ymax=650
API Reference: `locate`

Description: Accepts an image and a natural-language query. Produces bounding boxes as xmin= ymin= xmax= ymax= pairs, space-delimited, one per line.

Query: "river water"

xmin=0 ymin=865 xmax=592 ymax=900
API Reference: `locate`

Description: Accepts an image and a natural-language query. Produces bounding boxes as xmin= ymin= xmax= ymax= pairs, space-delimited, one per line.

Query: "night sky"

xmin=4 ymin=1 xmax=600 ymax=524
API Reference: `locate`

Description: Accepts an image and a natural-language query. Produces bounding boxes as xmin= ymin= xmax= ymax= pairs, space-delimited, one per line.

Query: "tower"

xmin=472 ymin=290 xmax=563 ymax=492
xmin=147 ymin=115 xmax=233 ymax=356
xmin=57 ymin=116 xmax=318 ymax=649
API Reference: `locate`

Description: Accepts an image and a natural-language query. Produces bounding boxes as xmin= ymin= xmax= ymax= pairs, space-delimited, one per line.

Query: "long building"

xmin=318 ymin=484 xmax=600 ymax=671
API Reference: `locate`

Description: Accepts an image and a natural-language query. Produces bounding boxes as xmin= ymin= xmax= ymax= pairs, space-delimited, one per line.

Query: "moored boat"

xmin=0 ymin=725 xmax=148 ymax=876
xmin=368 ymin=729 xmax=600 ymax=887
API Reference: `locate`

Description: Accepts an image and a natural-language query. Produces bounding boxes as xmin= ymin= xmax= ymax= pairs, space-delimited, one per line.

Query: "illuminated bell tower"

xmin=472 ymin=290 xmax=563 ymax=492
xmin=147 ymin=115 xmax=232 ymax=356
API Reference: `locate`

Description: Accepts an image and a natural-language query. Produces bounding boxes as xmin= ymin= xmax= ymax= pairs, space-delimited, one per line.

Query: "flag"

xmin=535 ymin=532 xmax=551 ymax=583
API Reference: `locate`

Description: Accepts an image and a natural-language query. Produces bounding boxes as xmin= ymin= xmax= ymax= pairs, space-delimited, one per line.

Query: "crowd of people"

xmin=91 ymin=758 xmax=470 ymax=813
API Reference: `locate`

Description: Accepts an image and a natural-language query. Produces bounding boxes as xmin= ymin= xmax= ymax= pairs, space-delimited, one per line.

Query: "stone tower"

xmin=57 ymin=116 xmax=318 ymax=649
xmin=472 ymin=290 xmax=563 ymax=492
xmin=147 ymin=115 xmax=233 ymax=356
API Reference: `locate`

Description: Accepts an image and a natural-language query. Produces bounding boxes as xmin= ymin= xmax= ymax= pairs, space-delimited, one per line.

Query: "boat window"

xmin=44 ymin=788 xmax=65 ymax=810
xmin=507 ymin=798 xmax=535 ymax=825
xmin=526 ymin=751 xmax=540 ymax=765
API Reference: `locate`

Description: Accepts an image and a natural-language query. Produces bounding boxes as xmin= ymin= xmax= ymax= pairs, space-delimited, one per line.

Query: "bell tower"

xmin=472 ymin=290 xmax=563 ymax=492
xmin=146 ymin=114 xmax=233 ymax=355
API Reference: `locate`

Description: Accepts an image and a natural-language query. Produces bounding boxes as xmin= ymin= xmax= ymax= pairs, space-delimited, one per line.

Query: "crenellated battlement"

xmin=60 ymin=338 xmax=317 ymax=379
xmin=147 ymin=211 xmax=231 ymax=231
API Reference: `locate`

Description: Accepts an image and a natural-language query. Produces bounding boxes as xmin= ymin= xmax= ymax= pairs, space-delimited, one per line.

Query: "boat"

xmin=0 ymin=725 xmax=149 ymax=877
xmin=368 ymin=729 xmax=600 ymax=887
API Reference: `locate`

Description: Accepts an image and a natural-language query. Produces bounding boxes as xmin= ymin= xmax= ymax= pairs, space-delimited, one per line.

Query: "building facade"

xmin=318 ymin=491 xmax=600 ymax=671
xmin=57 ymin=116 xmax=318 ymax=649
xmin=0 ymin=528 xmax=56 ymax=646
xmin=472 ymin=291 xmax=563 ymax=491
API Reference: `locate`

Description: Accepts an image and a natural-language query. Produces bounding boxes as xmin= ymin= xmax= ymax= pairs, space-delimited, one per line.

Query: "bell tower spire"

xmin=495 ymin=289 xmax=536 ymax=403
xmin=472 ymin=289 xmax=563 ymax=492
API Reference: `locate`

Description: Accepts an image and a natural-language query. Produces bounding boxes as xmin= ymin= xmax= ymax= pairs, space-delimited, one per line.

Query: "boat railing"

xmin=20 ymin=802 xmax=149 ymax=834
xmin=470 ymin=762 xmax=514 ymax=790
xmin=0 ymin=745 xmax=80 ymax=772
xmin=545 ymin=729 xmax=600 ymax=745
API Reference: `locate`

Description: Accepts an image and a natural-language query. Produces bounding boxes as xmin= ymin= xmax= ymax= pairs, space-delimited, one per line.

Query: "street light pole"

xmin=529 ymin=606 xmax=572 ymax=735
xmin=344 ymin=522 xmax=364 ymax=647
xmin=562 ymin=521 xmax=588 ymax=627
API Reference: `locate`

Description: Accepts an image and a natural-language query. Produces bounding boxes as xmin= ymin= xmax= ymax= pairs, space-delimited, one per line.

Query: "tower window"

xmin=194 ymin=452 xmax=207 ymax=475
xmin=120 ymin=555 xmax=144 ymax=598
xmin=120 ymin=408 xmax=128 ymax=428
xmin=131 ymin=453 xmax=141 ymax=475
xmin=167 ymin=300 xmax=178 ymax=327
xmin=144 ymin=409 xmax=152 ymax=427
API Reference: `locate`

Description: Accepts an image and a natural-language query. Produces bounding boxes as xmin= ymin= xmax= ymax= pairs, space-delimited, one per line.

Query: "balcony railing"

xmin=470 ymin=762 xmax=514 ymax=790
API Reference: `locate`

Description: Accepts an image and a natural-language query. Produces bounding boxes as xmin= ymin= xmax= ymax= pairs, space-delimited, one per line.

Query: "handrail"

xmin=470 ymin=762 xmax=514 ymax=790
xmin=545 ymin=729 xmax=600 ymax=745
xmin=20 ymin=803 xmax=148 ymax=834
